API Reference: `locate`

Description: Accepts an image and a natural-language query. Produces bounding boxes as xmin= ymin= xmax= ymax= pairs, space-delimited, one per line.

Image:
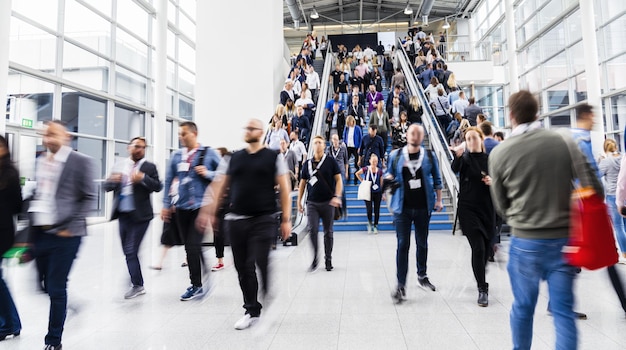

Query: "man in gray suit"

xmin=29 ymin=120 xmax=96 ymax=350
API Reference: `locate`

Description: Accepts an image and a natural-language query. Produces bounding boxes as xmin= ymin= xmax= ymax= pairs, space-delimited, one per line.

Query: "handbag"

xmin=559 ymin=132 xmax=618 ymax=270
xmin=357 ymin=167 xmax=372 ymax=201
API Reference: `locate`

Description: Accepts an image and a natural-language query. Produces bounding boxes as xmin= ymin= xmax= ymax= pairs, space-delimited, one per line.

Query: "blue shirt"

xmin=162 ymin=146 xmax=221 ymax=210
xmin=571 ymin=128 xmax=602 ymax=180
xmin=484 ymin=138 xmax=500 ymax=155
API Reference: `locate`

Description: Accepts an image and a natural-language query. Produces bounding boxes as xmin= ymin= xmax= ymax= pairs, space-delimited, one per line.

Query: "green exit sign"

xmin=21 ymin=119 xmax=33 ymax=128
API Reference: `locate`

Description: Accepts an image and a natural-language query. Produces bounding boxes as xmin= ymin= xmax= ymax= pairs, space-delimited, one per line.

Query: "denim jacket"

xmin=162 ymin=146 xmax=221 ymax=210
xmin=385 ymin=147 xmax=443 ymax=214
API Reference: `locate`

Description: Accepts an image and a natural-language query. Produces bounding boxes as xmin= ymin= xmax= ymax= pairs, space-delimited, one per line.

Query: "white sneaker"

xmin=366 ymin=222 xmax=372 ymax=234
xmin=234 ymin=314 xmax=259 ymax=330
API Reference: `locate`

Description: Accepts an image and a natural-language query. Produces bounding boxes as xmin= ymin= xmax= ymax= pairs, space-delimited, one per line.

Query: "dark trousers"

xmin=307 ymin=201 xmax=335 ymax=263
xmin=464 ymin=229 xmax=490 ymax=289
xmin=377 ymin=131 xmax=389 ymax=153
xmin=365 ymin=191 xmax=383 ymax=225
xmin=118 ymin=214 xmax=150 ymax=287
xmin=384 ymin=71 xmax=393 ymax=89
xmin=347 ymin=147 xmax=359 ymax=183
xmin=0 ymin=259 xmax=21 ymax=334
xmin=394 ymin=208 xmax=430 ymax=287
xmin=607 ymin=265 xmax=626 ymax=312
xmin=225 ymin=215 xmax=276 ymax=317
xmin=176 ymin=209 xmax=205 ymax=287
xmin=32 ymin=228 xmax=81 ymax=346
xmin=215 ymin=218 xmax=225 ymax=259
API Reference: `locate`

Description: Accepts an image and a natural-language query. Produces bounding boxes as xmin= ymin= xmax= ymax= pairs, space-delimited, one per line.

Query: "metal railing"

xmin=395 ymin=38 xmax=459 ymax=215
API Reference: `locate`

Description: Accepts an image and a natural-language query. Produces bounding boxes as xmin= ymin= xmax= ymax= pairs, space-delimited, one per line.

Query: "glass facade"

xmin=4 ymin=0 xmax=196 ymax=217
xmin=471 ymin=0 xmax=626 ymax=148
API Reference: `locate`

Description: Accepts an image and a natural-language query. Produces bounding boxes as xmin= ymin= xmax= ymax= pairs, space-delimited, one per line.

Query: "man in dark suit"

xmin=29 ymin=120 xmax=96 ymax=350
xmin=104 ymin=136 xmax=162 ymax=299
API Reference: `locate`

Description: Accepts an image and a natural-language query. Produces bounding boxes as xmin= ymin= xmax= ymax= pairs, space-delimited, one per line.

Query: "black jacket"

xmin=0 ymin=162 xmax=22 ymax=255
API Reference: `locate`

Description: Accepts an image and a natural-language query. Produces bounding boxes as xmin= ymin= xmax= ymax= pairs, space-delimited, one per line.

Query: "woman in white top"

xmin=265 ymin=116 xmax=290 ymax=150
xmin=300 ymin=82 xmax=312 ymax=100
xmin=424 ymin=77 xmax=446 ymax=102
xmin=342 ymin=116 xmax=363 ymax=185
xmin=601 ymin=139 xmax=626 ymax=261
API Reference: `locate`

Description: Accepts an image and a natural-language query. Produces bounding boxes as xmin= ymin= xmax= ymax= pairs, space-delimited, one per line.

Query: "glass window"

xmin=10 ymin=17 xmax=57 ymax=73
xmin=114 ymin=104 xmax=145 ymax=141
xmin=603 ymin=16 xmax=626 ymax=59
xmin=168 ymin=1 xmax=177 ymax=25
xmin=70 ymin=136 xmax=105 ymax=216
xmin=81 ymin=0 xmax=112 ymax=17
xmin=541 ymin=22 xmax=565 ymax=60
xmin=179 ymin=11 xmax=195 ymax=41
xmin=569 ymin=41 xmax=585 ymax=76
xmin=573 ymin=73 xmax=587 ymax=102
xmin=611 ymin=93 xmax=626 ymax=137
xmin=546 ymin=80 xmax=569 ymax=111
xmin=598 ymin=0 xmax=626 ymax=23
xmin=179 ymin=97 xmax=193 ymax=120
xmin=606 ymin=53 xmax=626 ymax=92
xmin=62 ymin=41 xmax=109 ymax=92
xmin=115 ymin=65 xmax=147 ymax=105
xmin=64 ymin=0 xmax=111 ymax=56
xmin=538 ymin=0 xmax=563 ymax=30
xmin=115 ymin=28 xmax=149 ymax=75
xmin=565 ymin=10 xmax=581 ymax=44
xmin=167 ymin=89 xmax=175 ymax=115
xmin=179 ymin=0 xmax=196 ymax=19
xmin=116 ymin=0 xmax=148 ymax=40
xmin=13 ymin=0 xmax=59 ymax=31
xmin=178 ymin=66 xmax=195 ymax=97
xmin=6 ymin=71 xmax=54 ymax=125
xmin=544 ymin=52 xmax=567 ymax=86
xmin=166 ymin=119 xmax=173 ymax=148
xmin=167 ymin=59 xmax=176 ymax=88
xmin=548 ymin=110 xmax=572 ymax=128
xmin=178 ymin=39 xmax=195 ymax=71
xmin=523 ymin=66 xmax=541 ymax=93
xmin=114 ymin=141 xmax=130 ymax=163
xmin=60 ymin=88 xmax=107 ymax=137
xmin=167 ymin=30 xmax=176 ymax=58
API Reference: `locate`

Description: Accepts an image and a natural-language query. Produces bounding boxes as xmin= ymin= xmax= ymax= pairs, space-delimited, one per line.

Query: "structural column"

xmin=0 ymin=0 xmax=12 ymax=135
xmin=504 ymin=0 xmax=519 ymax=94
xmin=153 ymin=0 xmax=167 ymax=180
xmin=579 ymin=0 xmax=604 ymax=156
xmin=196 ymin=0 xmax=286 ymax=150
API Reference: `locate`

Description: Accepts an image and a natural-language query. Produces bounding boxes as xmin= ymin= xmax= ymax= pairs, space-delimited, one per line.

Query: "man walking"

xmin=197 ymin=119 xmax=292 ymax=330
xmin=386 ymin=124 xmax=443 ymax=302
xmin=104 ymin=136 xmax=162 ymax=299
xmin=29 ymin=120 xmax=96 ymax=350
xmin=298 ymin=135 xmax=343 ymax=272
xmin=489 ymin=91 xmax=602 ymax=350
xmin=161 ymin=121 xmax=221 ymax=301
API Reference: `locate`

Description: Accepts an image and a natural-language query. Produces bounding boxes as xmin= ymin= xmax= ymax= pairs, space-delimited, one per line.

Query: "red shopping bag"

xmin=563 ymin=187 xmax=619 ymax=270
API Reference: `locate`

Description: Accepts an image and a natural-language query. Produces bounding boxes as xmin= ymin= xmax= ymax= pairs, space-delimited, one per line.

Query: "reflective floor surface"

xmin=2 ymin=221 xmax=626 ymax=349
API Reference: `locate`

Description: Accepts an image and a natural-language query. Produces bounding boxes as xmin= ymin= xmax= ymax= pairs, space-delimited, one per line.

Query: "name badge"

xmin=372 ymin=184 xmax=379 ymax=190
xmin=409 ymin=179 xmax=421 ymax=189
xmin=178 ymin=162 xmax=190 ymax=172
xmin=309 ymin=176 xmax=318 ymax=186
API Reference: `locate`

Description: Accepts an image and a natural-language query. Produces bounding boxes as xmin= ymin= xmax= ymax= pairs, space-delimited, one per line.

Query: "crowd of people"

xmin=3 ymin=30 xmax=626 ymax=350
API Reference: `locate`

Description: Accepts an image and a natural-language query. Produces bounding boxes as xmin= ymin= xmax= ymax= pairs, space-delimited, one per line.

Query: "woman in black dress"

xmin=451 ymin=127 xmax=494 ymax=307
xmin=0 ymin=135 xmax=22 ymax=340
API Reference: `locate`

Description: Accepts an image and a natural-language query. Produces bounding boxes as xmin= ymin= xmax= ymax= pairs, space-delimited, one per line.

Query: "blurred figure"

xmin=104 ymin=136 xmax=162 ymax=299
xmin=197 ymin=119 xmax=291 ymax=330
xmin=161 ymin=121 xmax=221 ymax=301
xmin=327 ymin=134 xmax=349 ymax=215
xmin=298 ymin=136 xmax=343 ymax=272
xmin=602 ymin=139 xmax=626 ymax=262
xmin=355 ymin=153 xmax=384 ymax=234
xmin=489 ymin=91 xmax=602 ymax=350
xmin=451 ymin=127 xmax=494 ymax=307
xmin=386 ymin=124 xmax=444 ymax=303
xmin=29 ymin=121 xmax=96 ymax=350
xmin=0 ymin=135 xmax=22 ymax=341
xmin=211 ymin=147 xmax=232 ymax=271
xmin=493 ymin=131 xmax=505 ymax=142
xmin=343 ymin=116 xmax=363 ymax=185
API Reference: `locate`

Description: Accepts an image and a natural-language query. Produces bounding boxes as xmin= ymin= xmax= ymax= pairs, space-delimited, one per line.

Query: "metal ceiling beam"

xmin=359 ymin=0 xmax=363 ymax=30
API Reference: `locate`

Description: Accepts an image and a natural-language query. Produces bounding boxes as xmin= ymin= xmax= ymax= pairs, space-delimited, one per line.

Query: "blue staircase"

xmin=328 ymin=73 xmax=455 ymax=233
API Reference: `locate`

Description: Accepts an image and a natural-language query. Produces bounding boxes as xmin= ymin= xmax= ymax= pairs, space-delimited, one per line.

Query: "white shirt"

xmin=289 ymin=140 xmax=307 ymax=162
xmin=306 ymin=71 xmax=320 ymax=90
xmin=347 ymin=127 xmax=355 ymax=147
xmin=29 ymin=145 xmax=73 ymax=225
xmin=452 ymin=98 xmax=469 ymax=116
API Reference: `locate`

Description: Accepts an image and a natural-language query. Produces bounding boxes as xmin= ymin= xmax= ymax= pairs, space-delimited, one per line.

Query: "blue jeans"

xmin=606 ymin=194 xmax=626 ymax=253
xmin=507 ymin=236 xmax=578 ymax=350
xmin=0 ymin=259 xmax=21 ymax=335
xmin=118 ymin=214 xmax=151 ymax=287
xmin=32 ymin=229 xmax=82 ymax=346
xmin=394 ymin=208 xmax=430 ymax=287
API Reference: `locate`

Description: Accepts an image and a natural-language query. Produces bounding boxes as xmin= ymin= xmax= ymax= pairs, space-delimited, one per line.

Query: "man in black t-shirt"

xmin=197 ymin=118 xmax=292 ymax=331
xmin=298 ymin=135 xmax=343 ymax=272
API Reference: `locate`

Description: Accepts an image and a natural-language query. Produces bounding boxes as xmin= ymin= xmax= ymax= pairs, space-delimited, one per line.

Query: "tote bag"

xmin=357 ymin=168 xmax=372 ymax=201
xmin=563 ymin=187 xmax=618 ymax=270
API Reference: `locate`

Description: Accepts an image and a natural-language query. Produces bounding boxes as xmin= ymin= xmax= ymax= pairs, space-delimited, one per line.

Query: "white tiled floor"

xmin=2 ymin=221 xmax=626 ymax=349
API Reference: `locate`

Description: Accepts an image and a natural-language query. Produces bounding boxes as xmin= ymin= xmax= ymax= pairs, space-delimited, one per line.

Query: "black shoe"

xmin=309 ymin=260 xmax=319 ymax=272
xmin=576 ymin=312 xmax=587 ymax=320
xmin=418 ymin=276 xmax=437 ymax=291
xmin=44 ymin=344 xmax=62 ymax=350
xmin=392 ymin=286 xmax=406 ymax=303
xmin=325 ymin=259 xmax=333 ymax=271
xmin=0 ymin=330 xmax=20 ymax=341
xmin=478 ymin=291 xmax=488 ymax=307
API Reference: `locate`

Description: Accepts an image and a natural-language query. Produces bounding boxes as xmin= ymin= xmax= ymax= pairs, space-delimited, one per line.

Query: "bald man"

xmin=385 ymin=124 xmax=443 ymax=303
xmin=197 ymin=118 xmax=292 ymax=330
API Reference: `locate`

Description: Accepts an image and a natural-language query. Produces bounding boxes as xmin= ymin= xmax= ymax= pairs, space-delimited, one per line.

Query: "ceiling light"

xmin=442 ymin=17 xmax=450 ymax=29
xmin=404 ymin=4 xmax=413 ymax=15
xmin=310 ymin=6 xmax=319 ymax=19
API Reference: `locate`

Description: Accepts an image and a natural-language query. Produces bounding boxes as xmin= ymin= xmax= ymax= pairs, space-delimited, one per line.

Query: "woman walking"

xmin=451 ymin=127 xmax=494 ymax=307
xmin=601 ymin=139 xmax=626 ymax=262
xmin=355 ymin=154 xmax=384 ymax=234
xmin=0 ymin=135 xmax=22 ymax=340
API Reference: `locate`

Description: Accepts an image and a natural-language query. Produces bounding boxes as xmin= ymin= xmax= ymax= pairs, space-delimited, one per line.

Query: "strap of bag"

xmin=557 ymin=130 xmax=603 ymax=195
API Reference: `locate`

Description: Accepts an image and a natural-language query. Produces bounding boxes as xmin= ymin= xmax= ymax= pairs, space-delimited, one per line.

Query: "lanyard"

xmin=181 ymin=147 xmax=198 ymax=164
xmin=308 ymin=154 xmax=327 ymax=177
xmin=331 ymin=146 xmax=340 ymax=159
xmin=367 ymin=166 xmax=378 ymax=184
xmin=402 ymin=146 xmax=424 ymax=179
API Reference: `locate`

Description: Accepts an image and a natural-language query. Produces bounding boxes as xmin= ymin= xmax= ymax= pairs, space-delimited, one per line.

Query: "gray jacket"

xmin=599 ymin=154 xmax=622 ymax=196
